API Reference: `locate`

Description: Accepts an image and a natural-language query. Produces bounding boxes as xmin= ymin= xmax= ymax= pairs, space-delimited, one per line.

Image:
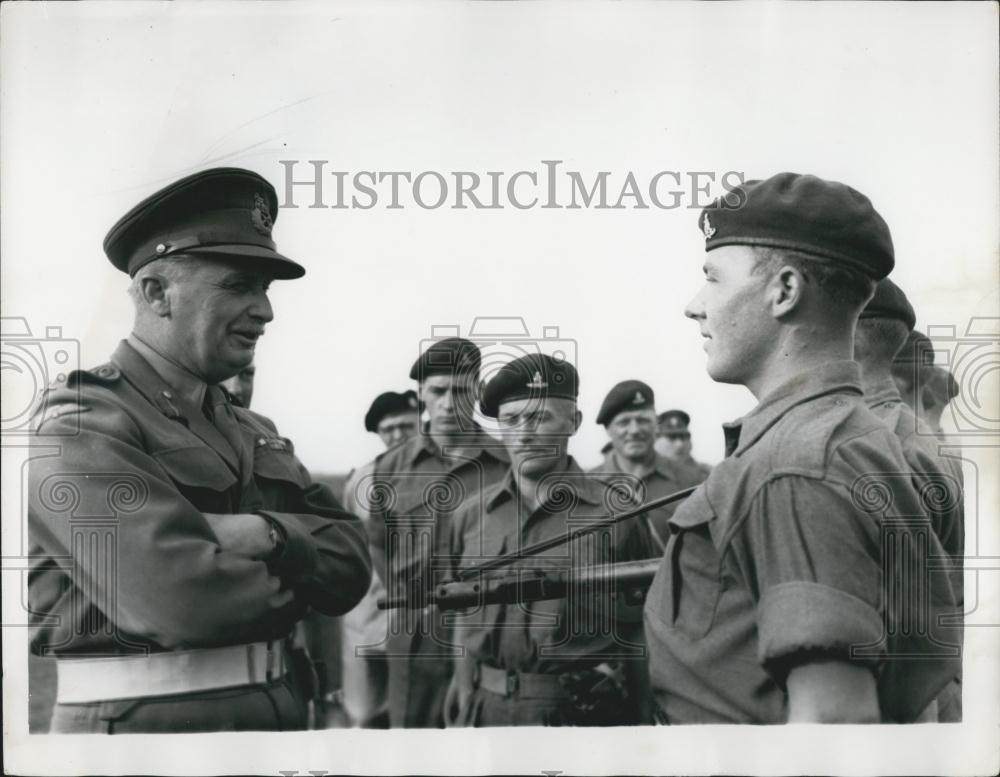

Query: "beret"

xmin=480 ymin=353 xmax=579 ymax=419
xmin=658 ymin=409 xmax=691 ymax=433
xmin=104 ymin=167 xmax=304 ymax=279
xmin=924 ymin=366 xmax=960 ymax=406
xmin=860 ymin=277 xmax=916 ymax=330
xmin=698 ymin=172 xmax=894 ymax=280
xmin=365 ymin=390 xmax=419 ymax=432
xmin=409 ymin=337 xmax=482 ymax=381
xmin=596 ymin=380 xmax=655 ymax=426
xmin=893 ymin=329 xmax=934 ymax=366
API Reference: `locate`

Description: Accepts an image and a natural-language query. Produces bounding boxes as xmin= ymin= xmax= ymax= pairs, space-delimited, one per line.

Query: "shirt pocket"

xmin=152 ymin=446 xmax=238 ymax=510
xmin=663 ymin=488 xmax=722 ymax=640
xmin=251 ymin=436 xmax=309 ymax=489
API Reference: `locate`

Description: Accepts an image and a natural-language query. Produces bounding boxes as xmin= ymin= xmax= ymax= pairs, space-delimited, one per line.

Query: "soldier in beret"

xmin=27 ymin=168 xmax=372 ymax=733
xmin=644 ymin=172 xmax=959 ymax=724
xmin=337 ymin=388 xmax=420 ymax=728
xmin=654 ymin=409 xmax=712 ymax=486
xmin=854 ymin=277 xmax=964 ymax=720
xmin=892 ymin=330 xmax=960 ymax=440
xmin=448 ymin=355 xmax=655 ymax=726
xmin=221 ymin=360 xmax=256 ymax=408
xmin=589 ymin=380 xmax=686 ymax=552
xmin=364 ymin=339 xmax=508 ymax=728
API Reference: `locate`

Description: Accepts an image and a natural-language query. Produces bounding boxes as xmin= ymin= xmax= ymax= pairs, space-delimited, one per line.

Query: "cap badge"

xmin=526 ymin=371 xmax=548 ymax=389
xmin=702 ymin=214 xmax=716 ymax=240
xmin=408 ymin=396 xmax=418 ymax=408
xmin=633 ymin=391 xmax=645 ymax=405
xmin=250 ymin=193 xmax=273 ymax=236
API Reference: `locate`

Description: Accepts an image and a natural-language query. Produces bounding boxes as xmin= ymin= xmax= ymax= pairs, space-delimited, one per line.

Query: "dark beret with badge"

xmin=860 ymin=277 xmax=916 ymax=330
xmin=698 ymin=172 xmax=895 ymax=280
xmin=103 ymin=167 xmax=304 ymax=280
xmin=596 ymin=380 xmax=655 ymax=426
xmin=480 ymin=353 xmax=579 ymax=419
xmin=409 ymin=337 xmax=482 ymax=381
xmin=658 ymin=409 xmax=691 ymax=435
xmin=364 ymin=390 xmax=419 ymax=432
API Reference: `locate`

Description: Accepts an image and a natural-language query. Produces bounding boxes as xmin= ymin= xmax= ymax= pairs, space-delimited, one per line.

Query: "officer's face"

xmin=167 ymin=260 xmax=274 ymax=384
xmin=607 ymin=408 xmax=657 ymax=462
xmin=220 ymin=364 xmax=256 ymax=408
xmin=376 ymin=411 xmax=419 ymax=449
xmin=684 ymin=246 xmax=773 ymax=385
xmin=657 ymin=432 xmax=692 ymax=461
xmin=419 ymin=374 xmax=477 ymax=433
xmin=497 ymin=396 xmax=581 ymax=479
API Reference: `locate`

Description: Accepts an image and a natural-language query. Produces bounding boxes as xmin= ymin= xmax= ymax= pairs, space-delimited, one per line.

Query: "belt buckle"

xmin=506 ymin=671 xmax=519 ymax=696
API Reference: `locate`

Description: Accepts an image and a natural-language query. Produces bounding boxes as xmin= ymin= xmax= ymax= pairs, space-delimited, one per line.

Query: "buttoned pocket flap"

xmin=153 ymin=446 xmax=238 ymax=491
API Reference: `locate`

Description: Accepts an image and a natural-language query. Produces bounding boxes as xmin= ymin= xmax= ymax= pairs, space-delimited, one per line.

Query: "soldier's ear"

xmin=139 ymin=275 xmax=171 ymax=317
xmin=768 ymin=265 xmax=806 ymax=320
xmin=573 ymin=408 xmax=583 ymax=433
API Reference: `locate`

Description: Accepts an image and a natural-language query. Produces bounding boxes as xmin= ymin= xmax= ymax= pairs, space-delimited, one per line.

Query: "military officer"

xmin=339 ymin=388 xmax=420 ymax=728
xmin=855 ymin=278 xmax=965 ymax=720
xmin=365 ymin=338 xmax=508 ymax=728
xmin=448 ymin=355 xmax=656 ymax=726
xmin=654 ymin=409 xmax=712 ymax=485
xmin=589 ymin=380 xmax=685 ymax=552
xmin=27 ymin=168 xmax=372 ymax=733
xmin=644 ymin=173 xmax=960 ymax=724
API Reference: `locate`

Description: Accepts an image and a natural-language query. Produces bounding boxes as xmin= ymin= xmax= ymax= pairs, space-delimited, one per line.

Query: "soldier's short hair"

xmin=127 ymin=254 xmax=199 ymax=307
xmin=751 ymin=247 xmax=875 ymax=310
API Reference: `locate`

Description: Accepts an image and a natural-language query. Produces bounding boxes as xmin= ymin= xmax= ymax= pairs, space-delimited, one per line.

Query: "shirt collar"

xmin=486 ymin=456 xmax=601 ymax=512
xmin=863 ymin=375 xmax=904 ymax=410
xmin=407 ymin=426 xmax=509 ymax=468
xmin=595 ymin=450 xmax=676 ymax=482
xmin=126 ymin=333 xmax=208 ymax=412
xmin=722 ymin=360 xmax=863 ymax=457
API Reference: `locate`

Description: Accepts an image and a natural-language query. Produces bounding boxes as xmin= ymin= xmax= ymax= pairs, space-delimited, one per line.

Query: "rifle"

xmin=379 ymin=557 xmax=663 ymax=611
xmin=377 ymin=485 xmax=695 ymax=611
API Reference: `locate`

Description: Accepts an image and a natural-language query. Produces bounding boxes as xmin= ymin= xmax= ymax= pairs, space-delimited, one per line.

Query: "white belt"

xmin=56 ymin=641 xmax=287 ymax=704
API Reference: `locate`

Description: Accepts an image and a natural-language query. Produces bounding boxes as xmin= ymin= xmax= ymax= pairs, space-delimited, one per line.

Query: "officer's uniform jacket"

xmin=643 ymin=362 xmax=960 ymax=724
xmin=28 ymin=339 xmax=372 ymax=658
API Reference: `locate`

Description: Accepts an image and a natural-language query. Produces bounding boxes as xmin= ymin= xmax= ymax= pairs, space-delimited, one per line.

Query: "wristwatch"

xmin=261 ymin=515 xmax=286 ymax=561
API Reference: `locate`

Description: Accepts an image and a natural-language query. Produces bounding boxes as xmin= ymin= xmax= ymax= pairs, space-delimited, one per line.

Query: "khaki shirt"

xmin=865 ymin=376 xmax=965 ymax=601
xmin=450 ymin=458 xmax=656 ymax=674
xmin=589 ymin=452 xmax=687 ymax=551
xmin=643 ymin=361 xmax=960 ymax=723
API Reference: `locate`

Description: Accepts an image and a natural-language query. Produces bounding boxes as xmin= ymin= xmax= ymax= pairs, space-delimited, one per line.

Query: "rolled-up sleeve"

xmin=726 ymin=476 xmax=885 ymax=674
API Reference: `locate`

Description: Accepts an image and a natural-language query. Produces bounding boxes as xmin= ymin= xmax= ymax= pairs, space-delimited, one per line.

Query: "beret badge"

xmin=701 ymin=213 xmax=716 ymax=240
xmin=251 ymin=193 xmax=273 ymax=237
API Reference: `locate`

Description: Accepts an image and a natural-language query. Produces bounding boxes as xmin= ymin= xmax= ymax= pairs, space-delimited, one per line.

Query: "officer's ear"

xmin=572 ymin=407 xmax=583 ymax=434
xmin=138 ymin=274 xmax=171 ymax=317
xmin=768 ymin=264 xmax=806 ymax=320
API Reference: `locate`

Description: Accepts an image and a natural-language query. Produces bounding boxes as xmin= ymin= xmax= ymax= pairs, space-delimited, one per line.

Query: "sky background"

xmin=2 ymin=1 xmax=998 ymax=477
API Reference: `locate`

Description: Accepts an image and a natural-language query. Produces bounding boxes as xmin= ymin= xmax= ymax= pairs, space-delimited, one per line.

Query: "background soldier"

xmin=855 ymin=277 xmax=965 ymax=720
xmin=655 ymin=409 xmax=712 ymax=485
xmin=448 ymin=354 xmax=655 ymax=727
xmin=221 ymin=360 xmax=256 ymax=408
xmin=28 ymin=168 xmax=372 ymax=733
xmin=590 ymin=380 xmax=684 ymax=552
xmin=339 ymin=389 xmax=421 ymax=728
xmin=644 ymin=173 xmax=959 ymax=724
xmin=367 ymin=338 xmax=508 ymax=728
